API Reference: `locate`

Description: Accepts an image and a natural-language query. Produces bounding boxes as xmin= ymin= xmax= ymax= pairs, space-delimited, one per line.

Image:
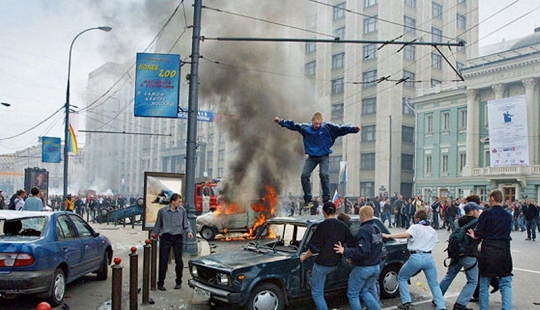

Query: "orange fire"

xmin=218 ymin=184 xmax=278 ymax=241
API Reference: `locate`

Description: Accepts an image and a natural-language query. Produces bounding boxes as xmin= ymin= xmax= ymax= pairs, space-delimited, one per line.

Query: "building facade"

xmin=413 ymin=30 xmax=540 ymax=203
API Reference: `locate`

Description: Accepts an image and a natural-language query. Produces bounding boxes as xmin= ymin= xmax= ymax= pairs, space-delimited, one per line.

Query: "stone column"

xmin=522 ymin=78 xmax=538 ymax=164
xmin=492 ymin=83 xmax=506 ymax=99
xmin=463 ymin=89 xmax=477 ymax=176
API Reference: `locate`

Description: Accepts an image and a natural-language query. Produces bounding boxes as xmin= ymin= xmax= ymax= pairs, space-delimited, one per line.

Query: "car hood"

xmin=191 ymin=247 xmax=291 ymax=270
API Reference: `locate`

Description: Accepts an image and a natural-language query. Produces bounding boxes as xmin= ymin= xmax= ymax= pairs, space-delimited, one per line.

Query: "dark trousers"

xmin=158 ymin=233 xmax=184 ymax=286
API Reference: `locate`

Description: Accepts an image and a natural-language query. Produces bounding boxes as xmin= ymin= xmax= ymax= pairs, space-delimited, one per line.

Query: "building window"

xmin=402 ymin=154 xmax=414 ymax=170
xmin=362 ymin=125 xmax=376 ymax=142
xmin=403 ymin=45 xmax=416 ymax=61
xmin=333 ymin=2 xmax=346 ymax=20
xmin=426 ymin=114 xmax=433 ymax=133
xmin=403 ymin=70 xmax=415 ymax=88
xmin=362 ymin=98 xmax=377 ymax=115
xmin=431 ymin=79 xmax=442 ymax=87
xmin=360 ymin=182 xmax=375 ymax=197
xmin=457 ymin=14 xmax=467 ymax=30
xmin=305 ymin=41 xmax=316 ymax=54
xmin=332 ymin=52 xmax=345 ymax=70
xmin=218 ymin=150 xmax=225 ymax=161
xmin=363 ymin=70 xmax=377 ymax=88
xmin=364 ymin=16 xmax=378 ymax=34
xmin=459 ymin=109 xmax=467 ymax=129
xmin=331 ymin=77 xmax=344 ymax=94
xmin=305 ymin=61 xmax=316 ymax=77
xmin=331 ymin=103 xmax=344 ymax=120
xmin=361 ymin=153 xmax=376 ymax=170
xmin=459 ymin=153 xmax=466 ymax=172
xmin=404 ymin=16 xmax=416 ymax=34
xmin=426 ymin=155 xmax=432 ymax=174
xmin=403 ymin=98 xmax=415 ymax=115
xmin=363 ymin=44 xmax=377 ymax=60
xmin=334 ymin=27 xmax=345 ymax=40
xmin=442 ymin=154 xmax=449 ymax=174
xmin=364 ymin=0 xmax=377 ymax=7
xmin=431 ymin=53 xmax=442 ymax=70
xmin=404 ymin=0 xmax=416 ymax=7
xmin=442 ymin=112 xmax=450 ymax=131
xmin=432 ymin=27 xmax=443 ymax=43
xmin=217 ymin=167 xmax=224 ymax=177
xmin=402 ymin=126 xmax=414 ymax=143
xmin=432 ymin=2 xmax=443 ymax=19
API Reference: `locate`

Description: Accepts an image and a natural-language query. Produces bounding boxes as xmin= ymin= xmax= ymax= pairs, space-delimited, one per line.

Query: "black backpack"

xmin=7 ymin=194 xmax=17 ymax=210
xmin=444 ymin=218 xmax=478 ymax=267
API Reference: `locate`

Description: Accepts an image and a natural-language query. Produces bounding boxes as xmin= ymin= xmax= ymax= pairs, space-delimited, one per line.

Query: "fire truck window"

xmin=203 ymin=187 xmax=210 ymax=196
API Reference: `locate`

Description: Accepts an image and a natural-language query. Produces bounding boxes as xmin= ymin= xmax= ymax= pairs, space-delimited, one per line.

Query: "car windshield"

xmin=0 ymin=216 xmax=47 ymax=237
xmin=250 ymin=222 xmax=308 ymax=253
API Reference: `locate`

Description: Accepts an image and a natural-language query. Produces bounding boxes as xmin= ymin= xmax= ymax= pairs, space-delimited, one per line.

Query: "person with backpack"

xmin=439 ymin=202 xmax=481 ymax=310
xmin=9 ymin=189 xmax=26 ymax=211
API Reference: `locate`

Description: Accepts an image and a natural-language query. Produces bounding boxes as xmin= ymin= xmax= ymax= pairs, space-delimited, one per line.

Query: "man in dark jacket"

xmin=523 ymin=198 xmax=537 ymax=241
xmin=335 ymin=206 xmax=383 ymax=310
xmin=439 ymin=202 xmax=481 ymax=310
xmin=467 ymin=189 xmax=513 ymax=310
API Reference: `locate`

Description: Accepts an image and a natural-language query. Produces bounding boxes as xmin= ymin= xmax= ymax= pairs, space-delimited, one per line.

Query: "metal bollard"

xmin=142 ymin=239 xmax=151 ymax=305
xmin=129 ymin=247 xmax=138 ymax=310
xmin=111 ymin=257 xmax=123 ymax=310
xmin=132 ymin=210 xmax=135 ymax=229
xmin=151 ymin=234 xmax=158 ymax=290
xmin=107 ymin=210 xmax=110 ymax=225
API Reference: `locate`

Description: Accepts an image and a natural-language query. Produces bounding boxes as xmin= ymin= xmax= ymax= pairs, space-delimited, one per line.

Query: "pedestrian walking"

xmin=274 ymin=112 xmax=359 ymax=206
xmin=382 ymin=209 xmax=446 ymax=310
xmin=334 ymin=206 xmax=383 ymax=310
xmin=300 ymin=202 xmax=355 ymax=310
xmin=467 ymin=189 xmax=513 ymax=310
xmin=152 ymin=193 xmax=193 ymax=291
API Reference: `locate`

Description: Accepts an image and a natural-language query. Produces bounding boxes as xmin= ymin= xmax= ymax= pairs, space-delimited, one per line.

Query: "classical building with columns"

xmin=412 ymin=30 xmax=540 ymax=203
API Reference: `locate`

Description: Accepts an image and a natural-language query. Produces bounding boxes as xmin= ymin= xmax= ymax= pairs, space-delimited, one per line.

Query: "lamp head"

xmin=98 ymin=26 xmax=113 ymax=32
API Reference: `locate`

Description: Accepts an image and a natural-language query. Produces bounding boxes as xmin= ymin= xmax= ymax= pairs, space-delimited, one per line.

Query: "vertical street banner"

xmin=42 ymin=136 xmax=61 ymax=163
xmin=487 ymin=95 xmax=529 ymax=167
xmin=134 ymin=53 xmax=180 ymax=118
xmin=339 ymin=161 xmax=347 ymax=183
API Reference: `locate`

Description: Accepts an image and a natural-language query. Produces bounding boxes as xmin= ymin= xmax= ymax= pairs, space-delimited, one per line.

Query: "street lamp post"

xmin=63 ymin=26 xmax=112 ymax=200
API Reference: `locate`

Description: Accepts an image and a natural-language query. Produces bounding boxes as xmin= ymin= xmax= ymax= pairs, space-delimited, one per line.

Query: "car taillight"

xmin=0 ymin=253 xmax=35 ymax=267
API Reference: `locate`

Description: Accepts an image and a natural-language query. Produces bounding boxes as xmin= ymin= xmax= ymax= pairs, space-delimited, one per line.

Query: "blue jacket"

xmin=279 ymin=120 xmax=358 ymax=157
xmin=343 ymin=219 xmax=383 ymax=266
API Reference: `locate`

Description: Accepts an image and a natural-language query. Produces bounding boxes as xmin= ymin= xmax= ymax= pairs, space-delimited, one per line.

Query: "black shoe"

xmin=174 ymin=284 xmax=182 ymax=290
xmin=397 ymin=303 xmax=414 ymax=309
xmin=526 ymin=238 xmax=531 ymax=240
xmin=157 ymin=286 xmax=166 ymax=291
xmin=453 ymin=303 xmax=472 ymax=310
xmin=469 ymin=297 xmax=479 ymax=303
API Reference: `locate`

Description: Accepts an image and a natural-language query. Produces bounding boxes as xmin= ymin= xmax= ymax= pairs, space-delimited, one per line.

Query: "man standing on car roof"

xmin=334 ymin=205 xmax=383 ymax=310
xmin=300 ymin=202 xmax=355 ymax=310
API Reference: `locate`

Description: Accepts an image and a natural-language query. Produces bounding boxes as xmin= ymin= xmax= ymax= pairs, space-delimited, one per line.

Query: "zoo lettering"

xmin=138 ymin=64 xmax=177 ymax=78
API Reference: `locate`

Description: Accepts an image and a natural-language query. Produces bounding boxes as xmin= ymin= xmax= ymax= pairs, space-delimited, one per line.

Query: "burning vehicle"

xmin=188 ymin=215 xmax=410 ymax=310
xmin=196 ymin=185 xmax=278 ymax=241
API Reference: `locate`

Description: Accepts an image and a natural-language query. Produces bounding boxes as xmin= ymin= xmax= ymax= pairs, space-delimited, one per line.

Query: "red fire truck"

xmin=194 ymin=178 xmax=220 ymax=215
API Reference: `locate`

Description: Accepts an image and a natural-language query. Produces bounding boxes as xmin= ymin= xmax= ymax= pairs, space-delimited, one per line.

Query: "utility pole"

xmin=185 ymin=0 xmax=203 ymax=255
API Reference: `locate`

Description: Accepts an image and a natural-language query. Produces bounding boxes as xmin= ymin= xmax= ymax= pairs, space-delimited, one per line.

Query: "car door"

xmin=68 ymin=214 xmax=102 ymax=274
xmin=55 ymin=215 xmax=85 ymax=280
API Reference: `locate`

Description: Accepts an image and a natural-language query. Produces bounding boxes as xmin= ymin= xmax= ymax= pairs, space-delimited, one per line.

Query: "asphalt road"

xmin=3 ymin=223 xmax=540 ymax=309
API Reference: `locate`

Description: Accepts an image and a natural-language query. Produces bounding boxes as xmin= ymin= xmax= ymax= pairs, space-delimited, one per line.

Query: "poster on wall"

xmin=487 ymin=95 xmax=529 ymax=167
xmin=142 ymin=172 xmax=184 ymax=231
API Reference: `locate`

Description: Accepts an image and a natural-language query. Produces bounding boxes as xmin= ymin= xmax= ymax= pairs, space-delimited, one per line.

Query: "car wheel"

xmin=246 ymin=283 xmax=285 ymax=310
xmin=379 ymin=264 xmax=401 ymax=299
xmin=200 ymin=226 xmax=216 ymax=241
xmin=96 ymin=252 xmax=109 ymax=280
xmin=46 ymin=268 xmax=66 ymax=306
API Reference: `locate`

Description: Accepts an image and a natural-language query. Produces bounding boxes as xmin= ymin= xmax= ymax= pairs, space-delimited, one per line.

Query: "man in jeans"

xmin=467 ymin=189 xmax=513 ymax=310
xmin=300 ymin=202 xmax=355 ymax=310
xmin=439 ymin=202 xmax=481 ymax=310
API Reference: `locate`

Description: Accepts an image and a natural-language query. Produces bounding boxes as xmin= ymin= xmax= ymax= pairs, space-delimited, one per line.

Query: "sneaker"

xmin=157 ymin=286 xmax=166 ymax=291
xmin=453 ymin=303 xmax=472 ymax=310
xmin=174 ymin=284 xmax=182 ymax=290
xmin=397 ymin=303 xmax=414 ymax=309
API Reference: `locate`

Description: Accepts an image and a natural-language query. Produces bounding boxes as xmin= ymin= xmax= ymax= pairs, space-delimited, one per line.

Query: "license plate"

xmin=193 ymin=286 xmax=211 ymax=299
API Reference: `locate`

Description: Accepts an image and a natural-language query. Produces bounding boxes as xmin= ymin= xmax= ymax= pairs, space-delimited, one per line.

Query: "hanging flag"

xmin=68 ymin=124 xmax=78 ymax=154
xmin=332 ymin=189 xmax=339 ymax=206
xmin=339 ymin=161 xmax=347 ymax=183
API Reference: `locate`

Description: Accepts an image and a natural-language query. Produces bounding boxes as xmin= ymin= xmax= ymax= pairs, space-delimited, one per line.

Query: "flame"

xmin=217 ymin=184 xmax=278 ymax=241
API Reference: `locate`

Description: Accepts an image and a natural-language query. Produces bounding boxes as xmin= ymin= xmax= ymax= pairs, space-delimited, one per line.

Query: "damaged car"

xmin=188 ymin=215 xmax=409 ymax=310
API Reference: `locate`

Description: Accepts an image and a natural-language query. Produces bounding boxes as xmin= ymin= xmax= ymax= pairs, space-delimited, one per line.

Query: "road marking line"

xmin=514 ymin=267 xmax=540 ymax=274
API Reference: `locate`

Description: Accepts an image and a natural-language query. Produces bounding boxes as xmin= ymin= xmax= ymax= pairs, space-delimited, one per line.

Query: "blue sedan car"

xmin=0 ymin=210 xmax=113 ymax=306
